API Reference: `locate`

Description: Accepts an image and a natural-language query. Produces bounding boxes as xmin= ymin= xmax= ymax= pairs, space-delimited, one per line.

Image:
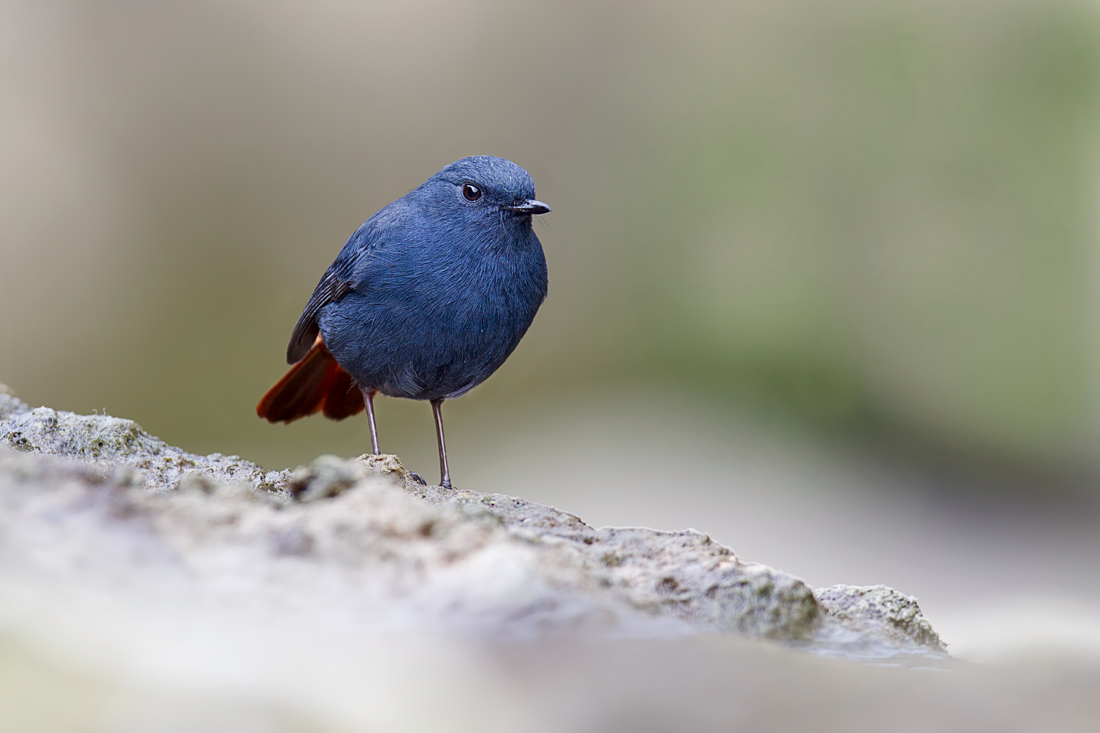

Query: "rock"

xmin=814 ymin=584 xmax=947 ymax=653
xmin=410 ymin=483 xmax=820 ymax=639
xmin=0 ymin=447 xmax=647 ymax=639
xmin=0 ymin=385 xmax=946 ymax=655
xmin=0 ymin=404 xmax=287 ymax=494
xmin=0 ymin=382 xmax=28 ymax=420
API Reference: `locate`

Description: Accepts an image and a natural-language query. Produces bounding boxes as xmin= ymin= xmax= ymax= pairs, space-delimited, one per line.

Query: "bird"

xmin=256 ymin=156 xmax=550 ymax=489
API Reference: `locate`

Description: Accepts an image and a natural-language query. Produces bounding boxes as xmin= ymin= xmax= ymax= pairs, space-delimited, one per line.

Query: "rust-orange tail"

xmin=256 ymin=337 xmax=365 ymax=423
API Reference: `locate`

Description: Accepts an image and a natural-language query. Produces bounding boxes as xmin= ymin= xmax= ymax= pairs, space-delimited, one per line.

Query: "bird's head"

xmin=421 ymin=156 xmax=551 ymax=228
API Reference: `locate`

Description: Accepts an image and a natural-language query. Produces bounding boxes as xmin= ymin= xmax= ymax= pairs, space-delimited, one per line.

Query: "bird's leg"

xmin=431 ymin=398 xmax=452 ymax=489
xmin=360 ymin=387 xmax=380 ymax=455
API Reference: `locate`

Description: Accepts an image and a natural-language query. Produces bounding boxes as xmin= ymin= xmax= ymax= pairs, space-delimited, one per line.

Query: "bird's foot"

xmin=408 ymin=472 xmax=427 ymax=486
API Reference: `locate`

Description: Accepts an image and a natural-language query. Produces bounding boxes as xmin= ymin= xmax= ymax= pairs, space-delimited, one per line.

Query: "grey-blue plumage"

xmin=258 ymin=156 xmax=550 ymax=489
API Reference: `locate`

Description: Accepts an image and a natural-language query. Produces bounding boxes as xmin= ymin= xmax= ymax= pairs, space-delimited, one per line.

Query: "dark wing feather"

xmin=286 ymin=222 xmax=380 ymax=363
xmin=286 ymin=270 xmax=352 ymax=363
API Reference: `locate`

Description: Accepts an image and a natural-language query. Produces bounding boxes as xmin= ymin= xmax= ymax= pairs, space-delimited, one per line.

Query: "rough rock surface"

xmin=2 ymin=405 xmax=284 ymax=493
xmin=0 ymin=382 xmax=28 ymax=421
xmin=815 ymin=584 xmax=945 ymax=651
xmin=0 ymin=384 xmax=945 ymax=655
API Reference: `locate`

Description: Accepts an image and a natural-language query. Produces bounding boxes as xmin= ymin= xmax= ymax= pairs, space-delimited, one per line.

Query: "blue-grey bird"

xmin=257 ymin=156 xmax=550 ymax=489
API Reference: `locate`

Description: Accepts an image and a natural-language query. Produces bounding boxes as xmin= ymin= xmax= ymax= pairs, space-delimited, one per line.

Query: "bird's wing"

xmin=285 ymin=268 xmax=352 ymax=363
xmin=285 ymin=223 xmax=377 ymax=364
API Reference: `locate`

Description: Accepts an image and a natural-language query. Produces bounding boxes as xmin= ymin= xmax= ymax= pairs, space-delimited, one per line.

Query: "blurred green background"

xmin=2 ymin=0 xmax=1099 ymax=478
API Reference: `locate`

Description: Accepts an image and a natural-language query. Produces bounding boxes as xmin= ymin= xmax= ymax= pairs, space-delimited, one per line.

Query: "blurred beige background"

xmin=3 ymin=0 xmax=1100 ymax=661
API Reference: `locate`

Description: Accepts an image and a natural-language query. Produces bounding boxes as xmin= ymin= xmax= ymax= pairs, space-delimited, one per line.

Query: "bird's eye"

xmin=462 ymin=183 xmax=482 ymax=202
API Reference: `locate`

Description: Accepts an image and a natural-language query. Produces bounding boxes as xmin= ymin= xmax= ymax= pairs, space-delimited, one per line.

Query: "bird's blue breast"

xmin=317 ymin=203 xmax=548 ymax=401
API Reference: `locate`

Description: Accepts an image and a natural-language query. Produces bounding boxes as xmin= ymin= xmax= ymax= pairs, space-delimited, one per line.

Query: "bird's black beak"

xmin=504 ymin=199 xmax=551 ymax=215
